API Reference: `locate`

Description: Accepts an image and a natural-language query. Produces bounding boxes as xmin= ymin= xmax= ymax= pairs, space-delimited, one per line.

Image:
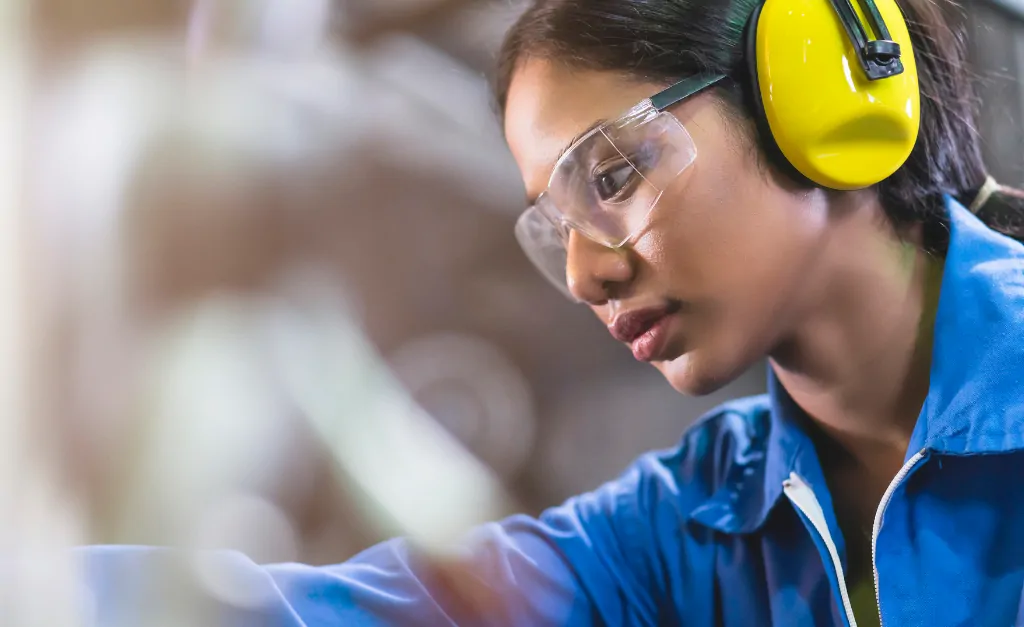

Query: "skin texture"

xmin=505 ymin=59 xmax=942 ymax=582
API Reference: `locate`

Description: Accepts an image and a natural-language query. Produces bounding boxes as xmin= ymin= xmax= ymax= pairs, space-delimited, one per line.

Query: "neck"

xmin=770 ymin=200 xmax=943 ymax=469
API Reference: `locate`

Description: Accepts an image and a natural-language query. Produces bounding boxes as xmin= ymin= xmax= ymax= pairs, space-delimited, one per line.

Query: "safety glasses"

xmin=514 ymin=73 xmax=726 ymax=301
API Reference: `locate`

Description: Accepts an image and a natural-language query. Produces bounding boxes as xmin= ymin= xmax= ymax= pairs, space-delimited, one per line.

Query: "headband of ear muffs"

xmin=745 ymin=0 xmax=921 ymax=190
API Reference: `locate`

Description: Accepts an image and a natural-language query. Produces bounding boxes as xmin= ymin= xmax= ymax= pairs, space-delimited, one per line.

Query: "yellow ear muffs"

xmin=747 ymin=0 xmax=920 ymax=190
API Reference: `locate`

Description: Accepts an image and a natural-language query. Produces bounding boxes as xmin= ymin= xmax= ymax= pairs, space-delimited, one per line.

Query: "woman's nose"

xmin=565 ymin=230 xmax=635 ymax=305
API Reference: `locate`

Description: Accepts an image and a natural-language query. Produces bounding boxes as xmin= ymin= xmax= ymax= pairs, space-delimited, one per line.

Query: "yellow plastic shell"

xmin=755 ymin=0 xmax=920 ymax=189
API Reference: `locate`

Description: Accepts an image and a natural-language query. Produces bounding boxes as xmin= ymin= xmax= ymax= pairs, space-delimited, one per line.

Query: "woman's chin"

xmin=658 ymin=350 xmax=737 ymax=397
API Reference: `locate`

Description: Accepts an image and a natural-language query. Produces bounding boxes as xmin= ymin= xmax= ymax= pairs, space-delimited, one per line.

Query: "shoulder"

xmin=536 ymin=393 xmax=773 ymax=541
xmin=510 ymin=395 xmax=771 ymax=614
xmin=628 ymin=394 xmax=773 ymax=507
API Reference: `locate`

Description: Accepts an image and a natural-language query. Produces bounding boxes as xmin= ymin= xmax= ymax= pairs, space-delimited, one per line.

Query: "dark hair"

xmin=495 ymin=0 xmax=1024 ymax=248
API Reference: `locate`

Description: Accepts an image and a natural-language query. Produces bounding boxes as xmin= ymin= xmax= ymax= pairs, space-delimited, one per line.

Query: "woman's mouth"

xmin=608 ymin=303 xmax=681 ymax=362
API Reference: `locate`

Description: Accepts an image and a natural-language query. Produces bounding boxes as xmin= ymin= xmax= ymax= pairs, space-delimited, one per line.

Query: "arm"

xmin=78 ymin=457 xmax=677 ymax=626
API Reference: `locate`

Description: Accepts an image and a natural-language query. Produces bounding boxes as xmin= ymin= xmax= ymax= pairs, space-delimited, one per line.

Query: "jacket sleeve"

xmin=78 ymin=456 xmax=676 ymax=627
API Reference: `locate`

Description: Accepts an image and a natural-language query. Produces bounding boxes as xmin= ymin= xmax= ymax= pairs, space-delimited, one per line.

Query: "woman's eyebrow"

xmin=525 ymin=119 xmax=608 ymax=206
xmin=525 ymin=118 xmax=609 ymax=206
xmin=555 ymin=119 xmax=607 ymax=164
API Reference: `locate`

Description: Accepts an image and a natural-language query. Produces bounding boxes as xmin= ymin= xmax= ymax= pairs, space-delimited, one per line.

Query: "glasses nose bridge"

xmin=565 ymin=229 xmax=634 ymax=304
xmin=537 ymin=192 xmax=622 ymax=248
xmin=536 ymin=193 xmax=589 ymax=247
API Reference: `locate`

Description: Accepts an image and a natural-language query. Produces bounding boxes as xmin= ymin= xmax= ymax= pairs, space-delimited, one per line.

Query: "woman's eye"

xmin=592 ymin=162 xmax=637 ymax=201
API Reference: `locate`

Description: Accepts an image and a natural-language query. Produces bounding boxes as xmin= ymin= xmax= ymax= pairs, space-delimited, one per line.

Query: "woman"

xmin=83 ymin=0 xmax=1024 ymax=625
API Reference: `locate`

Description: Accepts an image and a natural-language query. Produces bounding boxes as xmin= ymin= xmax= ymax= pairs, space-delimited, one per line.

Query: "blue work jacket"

xmin=82 ymin=197 xmax=1024 ymax=625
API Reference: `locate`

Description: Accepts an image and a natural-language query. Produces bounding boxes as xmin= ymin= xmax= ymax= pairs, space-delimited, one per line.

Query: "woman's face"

xmin=504 ymin=60 xmax=836 ymax=395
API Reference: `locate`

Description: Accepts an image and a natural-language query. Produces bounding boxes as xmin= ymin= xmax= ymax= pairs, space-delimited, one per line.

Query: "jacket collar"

xmin=690 ymin=197 xmax=1024 ymax=535
xmin=910 ymin=197 xmax=1024 ymax=455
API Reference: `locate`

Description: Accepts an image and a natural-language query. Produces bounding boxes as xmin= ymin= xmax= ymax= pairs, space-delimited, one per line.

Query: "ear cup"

xmin=750 ymin=0 xmax=920 ymax=190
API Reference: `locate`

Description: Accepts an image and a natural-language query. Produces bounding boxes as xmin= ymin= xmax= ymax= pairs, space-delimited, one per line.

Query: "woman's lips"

xmin=608 ymin=303 xmax=680 ymax=362
xmin=629 ymin=315 xmax=674 ymax=361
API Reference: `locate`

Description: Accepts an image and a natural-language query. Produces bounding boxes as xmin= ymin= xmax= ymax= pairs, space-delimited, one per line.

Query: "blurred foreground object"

xmin=35 ymin=43 xmax=514 ymax=523
xmin=1 ymin=0 xmax=88 ymax=624
xmin=13 ymin=5 xmax=520 ymax=621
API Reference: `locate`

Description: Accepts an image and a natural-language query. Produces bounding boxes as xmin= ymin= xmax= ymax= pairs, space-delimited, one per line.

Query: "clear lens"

xmin=516 ymin=106 xmax=697 ymax=300
xmin=514 ymin=206 xmax=575 ymax=301
xmin=548 ymin=104 xmax=696 ymax=247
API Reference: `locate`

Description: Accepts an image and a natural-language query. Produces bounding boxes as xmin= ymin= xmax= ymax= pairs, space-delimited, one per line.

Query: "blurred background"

xmin=0 ymin=0 xmax=1021 ymax=605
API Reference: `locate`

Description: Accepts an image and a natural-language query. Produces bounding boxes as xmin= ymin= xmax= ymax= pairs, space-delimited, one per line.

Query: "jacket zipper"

xmin=783 ymin=472 xmax=858 ymax=627
xmin=870 ymin=450 xmax=926 ymax=627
